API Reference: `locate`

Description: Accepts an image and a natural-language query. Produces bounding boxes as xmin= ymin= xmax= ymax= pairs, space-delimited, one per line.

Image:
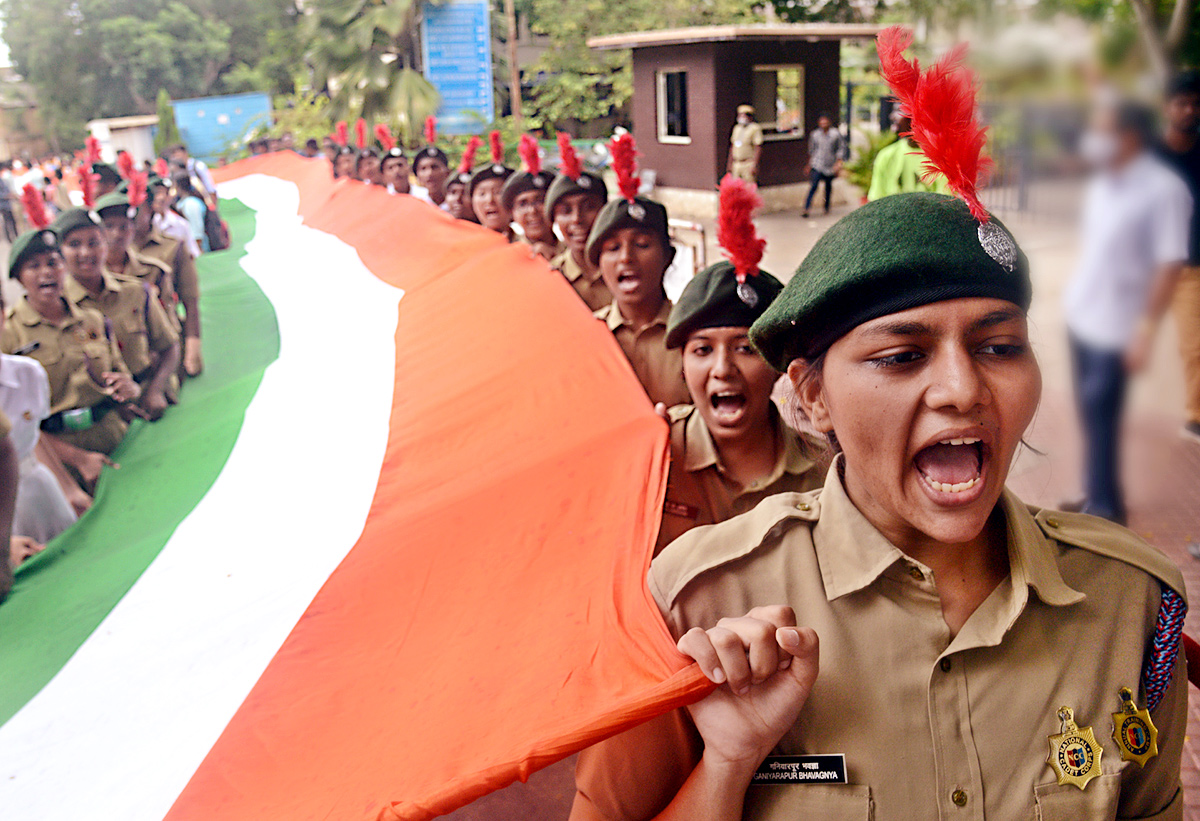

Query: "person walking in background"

xmin=173 ymin=175 xmax=210 ymax=253
xmin=867 ymin=111 xmax=949 ymax=201
xmin=726 ymin=105 xmax=763 ymax=183
xmin=0 ymin=166 xmax=17 ymax=243
xmin=802 ymin=113 xmax=844 ymax=218
xmin=1064 ymin=101 xmax=1192 ymax=523
xmin=1156 ymin=70 xmax=1200 ymax=443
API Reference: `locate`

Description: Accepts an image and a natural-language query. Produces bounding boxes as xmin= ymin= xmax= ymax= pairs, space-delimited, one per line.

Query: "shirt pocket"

xmin=1033 ymin=774 xmax=1120 ymax=821
xmin=745 ymin=783 xmax=872 ymax=821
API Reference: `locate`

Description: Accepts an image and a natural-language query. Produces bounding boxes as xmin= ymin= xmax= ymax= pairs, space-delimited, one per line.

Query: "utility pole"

xmin=504 ymin=0 xmax=523 ymax=127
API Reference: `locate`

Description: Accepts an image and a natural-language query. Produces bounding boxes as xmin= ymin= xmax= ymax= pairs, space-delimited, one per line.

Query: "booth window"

xmin=752 ymin=65 xmax=805 ymax=139
xmin=657 ymin=70 xmax=690 ymax=144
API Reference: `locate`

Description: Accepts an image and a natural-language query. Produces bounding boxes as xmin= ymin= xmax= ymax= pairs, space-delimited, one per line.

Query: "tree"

xmin=520 ymin=0 xmax=760 ymax=134
xmin=302 ymin=0 xmax=442 ymax=138
xmin=0 ymin=0 xmax=301 ymax=147
xmin=153 ymin=89 xmax=183 ymax=156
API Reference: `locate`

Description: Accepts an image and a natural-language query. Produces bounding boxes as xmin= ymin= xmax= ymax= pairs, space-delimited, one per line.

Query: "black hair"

xmin=305 ymin=138 xmax=320 ymax=151
xmin=1114 ymin=101 xmax=1157 ymax=144
xmin=1166 ymin=70 xmax=1200 ymax=100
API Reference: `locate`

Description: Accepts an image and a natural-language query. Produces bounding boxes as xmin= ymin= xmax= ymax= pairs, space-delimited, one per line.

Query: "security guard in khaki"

xmin=729 ymin=105 xmax=764 ymax=183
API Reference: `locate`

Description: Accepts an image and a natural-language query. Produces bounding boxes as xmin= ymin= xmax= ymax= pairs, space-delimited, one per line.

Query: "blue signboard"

xmin=172 ymin=92 xmax=272 ymax=165
xmin=422 ymin=0 xmax=495 ymax=134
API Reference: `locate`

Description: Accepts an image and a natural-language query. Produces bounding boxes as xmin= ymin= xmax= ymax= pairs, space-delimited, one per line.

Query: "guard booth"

xmin=588 ymin=24 xmax=882 ymax=217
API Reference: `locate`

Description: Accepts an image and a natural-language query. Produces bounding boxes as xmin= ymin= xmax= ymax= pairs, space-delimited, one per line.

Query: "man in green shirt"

xmin=867 ymin=114 xmax=949 ymax=201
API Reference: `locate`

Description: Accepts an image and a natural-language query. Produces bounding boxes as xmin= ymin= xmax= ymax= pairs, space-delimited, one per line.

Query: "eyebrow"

xmin=860 ymin=307 xmax=1023 ymax=338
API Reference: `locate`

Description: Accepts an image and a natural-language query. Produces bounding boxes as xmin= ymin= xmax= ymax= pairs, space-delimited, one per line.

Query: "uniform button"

xmin=907 ymin=565 xmax=924 ymax=582
xmin=951 ymin=789 xmax=968 ymax=807
xmin=1045 ymin=517 xmax=1060 ymax=528
xmin=940 ymin=658 xmax=953 ymax=673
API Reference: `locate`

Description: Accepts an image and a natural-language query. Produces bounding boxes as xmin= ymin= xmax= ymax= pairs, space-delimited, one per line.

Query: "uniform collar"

xmin=64 ymin=270 xmax=120 ymax=303
xmin=683 ymin=406 xmax=816 ymax=485
xmin=12 ymin=294 xmax=84 ymax=327
xmin=603 ymin=297 xmax=671 ymax=333
xmin=812 ymin=457 xmax=1084 ymax=614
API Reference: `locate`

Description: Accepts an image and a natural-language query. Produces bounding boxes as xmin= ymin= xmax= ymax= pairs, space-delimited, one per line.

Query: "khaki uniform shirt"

xmin=64 ymin=271 xmax=178 ymax=378
xmin=120 ymin=246 xmax=179 ymax=330
xmin=730 ymin=122 xmax=764 ymax=163
xmin=0 ymin=408 xmax=11 ymax=438
xmin=595 ymin=300 xmax=690 ymax=408
xmin=138 ymin=228 xmax=199 ymax=322
xmin=1 ymin=298 xmax=130 ymax=453
xmin=552 ymin=249 xmax=612 ymax=313
xmin=657 ymin=404 xmax=829 ymax=553
xmin=574 ymin=463 xmax=1187 ymax=821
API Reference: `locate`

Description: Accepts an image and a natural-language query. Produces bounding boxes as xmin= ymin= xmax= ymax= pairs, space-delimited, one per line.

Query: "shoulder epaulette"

xmin=653 ymin=491 xmax=821 ymax=608
xmin=1032 ymin=508 xmax=1185 ymax=599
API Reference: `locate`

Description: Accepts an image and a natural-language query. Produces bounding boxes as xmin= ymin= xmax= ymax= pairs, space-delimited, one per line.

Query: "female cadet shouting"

xmin=1 ymin=221 xmax=139 ymax=491
xmin=586 ymin=134 xmax=690 ymax=408
xmin=656 ymin=176 xmax=827 ymax=554
xmin=570 ymin=29 xmax=1186 ymax=821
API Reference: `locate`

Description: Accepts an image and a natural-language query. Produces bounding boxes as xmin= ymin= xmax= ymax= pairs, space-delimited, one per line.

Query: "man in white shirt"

xmin=1064 ymin=101 xmax=1193 ymax=522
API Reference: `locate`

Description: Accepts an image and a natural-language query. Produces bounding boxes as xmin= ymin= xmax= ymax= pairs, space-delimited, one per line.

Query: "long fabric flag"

xmin=0 ymin=152 xmax=710 ymax=819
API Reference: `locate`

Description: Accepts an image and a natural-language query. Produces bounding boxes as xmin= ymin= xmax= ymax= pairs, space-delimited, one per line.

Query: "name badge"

xmin=663 ymin=500 xmax=699 ymax=520
xmin=751 ymin=755 xmax=847 ymax=785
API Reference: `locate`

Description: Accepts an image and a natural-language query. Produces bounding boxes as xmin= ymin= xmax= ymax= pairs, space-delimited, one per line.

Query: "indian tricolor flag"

xmin=0 ymin=153 xmax=712 ymax=820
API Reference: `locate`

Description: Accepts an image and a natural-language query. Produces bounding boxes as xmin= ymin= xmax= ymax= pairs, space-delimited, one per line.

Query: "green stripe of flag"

xmin=0 ymin=199 xmax=279 ymax=724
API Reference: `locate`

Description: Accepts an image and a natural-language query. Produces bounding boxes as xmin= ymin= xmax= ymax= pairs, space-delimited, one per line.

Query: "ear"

xmin=787 ymin=358 xmax=833 ymax=434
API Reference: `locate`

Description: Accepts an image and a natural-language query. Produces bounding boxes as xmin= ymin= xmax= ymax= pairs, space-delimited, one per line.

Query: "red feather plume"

xmin=717 ymin=174 xmax=766 ymax=282
xmin=85 ymin=136 xmax=102 ymax=165
xmin=78 ymin=165 xmax=98 ymax=209
xmin=877 ymin=25 xmax=992 ymax=222
xmin=488 ymin=130 xmax=504 ymax=165
xmin=20 ymin=184 xmax=49 ymax=230
xmin=374 ymin=123 xmax=395 ymax=152
xmin=517 ymin=134 xmax=541 ymax=175
xmin=355 ymin=118 xmax=367 ymax=150
xmin=458 ymin=136 xmax=482 ymax=175
xmin=557 ymin=132 xmax=581 ymax=181
xmin=609 ymin=133 xmax=640 ymax=202
xmin=424 ymin=116 xmax=437 ymax=146
xmin=155 ymin=158 xmax=169 ymax=178
xmin=335 ymin=121 xmax=349 ymax=147
xmin=127 ymin=171 xmax=148 ymax=209
xmin=116 ymin=151 xmax=135 ymax=180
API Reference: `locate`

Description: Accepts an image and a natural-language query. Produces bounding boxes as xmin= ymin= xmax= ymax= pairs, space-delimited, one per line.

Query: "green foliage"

xmin=153 ymin=89 xmax=183 ymax=156
xmin=0 ymin=0 xmax=300 ymax=147
xmin=842 ymin=129 xmax=897 ymax=194
xmin=302 ymin=0 xmax=442 ymax=131
xmin=769 ymin=0 xmax=878 ymax=23
xmin=521 ymin=0 xmax=759 ymax=133
xmin=268 ymin=90 xmax=335 ymax=146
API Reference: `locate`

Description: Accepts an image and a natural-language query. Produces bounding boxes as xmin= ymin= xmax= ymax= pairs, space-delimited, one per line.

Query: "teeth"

xmin=921 ymin=474 xmax=979 ymax=493
xmin=938 ymin=437 xmax=981 ymax=446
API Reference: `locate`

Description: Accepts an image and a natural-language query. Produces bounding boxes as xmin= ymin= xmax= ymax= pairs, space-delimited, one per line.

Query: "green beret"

xmin=466 ymin=163 xmax=512 ymax=199
xmin=93 ymin=192 xmax=133 ymax=219
xmin=414 ymin=146 xmax=449 ymax=168
xmin=666 ymin=262 xmax=784 ymax=349
xmin=749 ymin=193 xmax=1031 ymax=371
xmin=92 ymin=163 xmax=122 ymax=186
xmin=7 ymin=229 xmax=60 ymax=279
xmin=51 ymin=207 xmax=103 ymax=241
xmin=544 ymin=172 xmax=607 ymax=220
xmin=585 ymin=196 xmax=671 ymax=267
xmin=499 ymin=170 xmax=555 ymax=210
